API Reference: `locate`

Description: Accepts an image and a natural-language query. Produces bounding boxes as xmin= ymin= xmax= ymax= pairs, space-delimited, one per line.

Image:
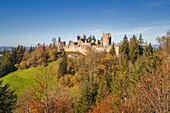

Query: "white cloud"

xmin=111 ymin=23 xmax=170 ymax=44
xmin=148 ymin=0 xmax=170 ymax=7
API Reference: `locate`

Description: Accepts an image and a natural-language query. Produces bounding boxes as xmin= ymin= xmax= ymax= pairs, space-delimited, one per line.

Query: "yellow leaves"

xmin=98 ymin=65 xmax=106 ymax=70
xmin=59 ymin=74 xmax=77 ymax=87
xmin=19 ymin=61 xmax=27 ymax=69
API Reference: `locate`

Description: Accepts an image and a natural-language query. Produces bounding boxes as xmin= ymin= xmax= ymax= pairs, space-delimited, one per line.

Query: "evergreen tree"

xmin=97 ymin=76 xmax=108 ymax=102
xmin=138 ymin=33 xmax=144 ymax=55
xmin=29 ymin=46 xmax=33 ymax=52
xmin=143 ymin=42 xmax=153 ymax=57
xmin=119 ymin=35 xmax=129 ymax=56
xmin=92 ymin=35 xmax=96 ymax=42
xmin=83 ymin=34 xmax=87 ymax=40
xmin=129 ymin=35 xmax=140 ymax=63
xmin=111 ymin=69 xmax=124 ymax=102
xmin=88 ymin=35 xmax=92 ymax=42
xmin=58 ymin=52 xmax=67 ymax=78
xmin=32 ymin=46 xmax=35 ymax=51
xmin=23 ymin=47 xmax=26 ymax=51
xmin=0 ymin=80 xmax=17 ymax=112
xmin=58 ymin=36 xmax=61 ymax=42
xmin=52 ymin=37 xmax=56 ymax=48
xmin=109 ymin=43 xmax=116 ymax=56
xmin=143 ymin=42 xmax=148 ymax=57
xmin=77 ymin=75 xmax=98 ymax=112
xmin=20 ymin=45 xmax=24 ymax=51
xmin=97 ymin=69 xmax=112 ymax=102
xmin=138 ymin=33 xmax=144 ymax=45
xmin=0 ymin=49 xmax=16 ymax=76
xmin=148 ymin=42 xmax=153 ymax=54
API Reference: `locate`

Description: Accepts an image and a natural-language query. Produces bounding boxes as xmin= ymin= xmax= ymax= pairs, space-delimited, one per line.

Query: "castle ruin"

xmin=58 ymin=33 xmax=119 ymax=55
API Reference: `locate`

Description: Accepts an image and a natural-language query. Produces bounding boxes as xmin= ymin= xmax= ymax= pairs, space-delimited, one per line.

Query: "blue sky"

xmin=0 ymin=0 xmax=170 ymax=46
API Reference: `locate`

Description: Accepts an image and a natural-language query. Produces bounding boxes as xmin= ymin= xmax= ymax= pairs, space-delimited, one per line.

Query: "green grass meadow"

xmin=0 ymin=60 xmax=60 ymax=95
xmin=0 ymin=54 xmax=2 ymax=59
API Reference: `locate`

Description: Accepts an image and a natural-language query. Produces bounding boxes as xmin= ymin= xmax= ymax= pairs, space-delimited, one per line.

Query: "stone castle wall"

xmin=64 ymin=45 xmax=119 ymax=55
xmin=58 ymin=33 xmax=119 ymax=55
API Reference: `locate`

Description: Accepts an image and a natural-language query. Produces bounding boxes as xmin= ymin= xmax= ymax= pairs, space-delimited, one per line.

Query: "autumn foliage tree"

xmin=19 ymin=66 xmax=73 ymax=112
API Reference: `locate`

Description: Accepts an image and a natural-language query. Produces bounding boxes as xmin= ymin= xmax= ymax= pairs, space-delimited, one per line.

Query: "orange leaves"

xmin=90 ymin=94 xmax=119 ymax=113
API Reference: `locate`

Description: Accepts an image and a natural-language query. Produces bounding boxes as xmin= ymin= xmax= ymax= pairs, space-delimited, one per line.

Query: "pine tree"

xmin=58 ymin=52 xmax=67 ymax=78
xmin=88 ymin=35 xmax=92 ymax=42
xmin=77 ymin=75 xmax=98 ymax=112
xmin=138 ymin=33 xmax=144 ymax=45
xmin=29 ymin=46 xmax=33 ymax=52
xmin=92 ymin=35 xmax=96 ymax=42
xmin=0 ymin=49 xmax=16 ymax=76
xmin=109 ymin=43 xmax=116 ymax=56
xmin=52 ymin=37 xmax=56 ymax=48
xmin=83 ymin=34 xmax=87 ymax=40
xmin=97 ymin=76 xmax=108 ymax=102
xmin=148 ymin=42 xmax=153 ymax=54
xmin=0 ymin=80 xmax=17 ymax=112
xmin=129 ymin=35 xmax=140 ymax=63
xmin=143 ymin=42 xmax=148 ymax=57
xmin=119 ymin=35 xmax=129 ymax=56
xmin=138 ymin=33 xmax=144 ymax=55
xmin=143 ymin=42 xmax=153 ymax=57
xmin=58 ymin=36 xmax=61 ymax=42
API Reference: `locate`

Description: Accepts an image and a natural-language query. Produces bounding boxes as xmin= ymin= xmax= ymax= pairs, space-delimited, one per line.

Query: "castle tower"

xmin=102 ymin=33 xmax=111 ymax=46
xmin=58 ymin=41 xmax=66 ymax=52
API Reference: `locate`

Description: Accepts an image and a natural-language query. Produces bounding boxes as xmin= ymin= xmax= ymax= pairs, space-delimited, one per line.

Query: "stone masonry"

xmin=58 ymin=33 xmax=119 ymax=55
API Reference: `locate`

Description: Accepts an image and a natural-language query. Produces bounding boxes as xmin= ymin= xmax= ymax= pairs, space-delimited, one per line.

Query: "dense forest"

xmin=0 ymin=32 xmax=169 ymax=113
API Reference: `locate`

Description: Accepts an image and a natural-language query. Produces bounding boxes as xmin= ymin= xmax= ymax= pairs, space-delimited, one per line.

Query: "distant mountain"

xmin=0 ymin=44 xmax=161 ymax=52
xmin=0 ymin=46 xmax=15 ymax=52
xmin=0 ymin=46 xmax=30 ymax=52
xmin=152 ymin=44 xmax=160 ymax=50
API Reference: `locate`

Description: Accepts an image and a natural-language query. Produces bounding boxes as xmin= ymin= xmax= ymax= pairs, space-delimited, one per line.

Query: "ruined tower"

xmin=58 ymin=41 xmax=66 ymax=52
xmin=102 ymin=33 xmax=111 ymax=46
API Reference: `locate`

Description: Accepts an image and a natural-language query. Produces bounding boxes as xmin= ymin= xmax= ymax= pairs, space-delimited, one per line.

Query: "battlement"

xmin=58 ymin=33 xmax=119 ymax=55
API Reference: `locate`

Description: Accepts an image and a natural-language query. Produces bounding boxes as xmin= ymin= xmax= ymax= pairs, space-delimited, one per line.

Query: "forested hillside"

xmin=0 ymin=32 xmax=169 ymax=113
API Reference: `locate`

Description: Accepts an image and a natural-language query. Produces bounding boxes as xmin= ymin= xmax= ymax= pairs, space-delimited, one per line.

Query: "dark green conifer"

xmin=92 ymin=35 xmax=96 ymax=42
xmin=119 ymin=35 xmax=129 ymax=56
xmin=83 ymin=34 xmax=87 ymax=40
xmin=88 ymin=35 xmax=92 ymax=42
xmin=109 ymin=43 xmax=116 ymax=56
xmin=58 ymin=52 xmax=67 ymax=78
xmin=138 ymin=33 xmax=144 ymax=44
xmin=77 ymin=75 xmax=98 ymax=112
xmin=129 ymin=35 xmax=140 ymax=63
xmin=0 ymin=80 xmax=17 ymax=112
xmin=58 ymin=36 xmax=61 ymax=42
xmin=148 ymin=42 xmax=153 ymax=54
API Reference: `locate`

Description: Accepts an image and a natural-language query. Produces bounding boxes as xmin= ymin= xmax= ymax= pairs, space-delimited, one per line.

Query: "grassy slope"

xmin=0 ymin=60 xmax=60 ymax=95
xmin=0 ymin=54 xmax=2 ymax=59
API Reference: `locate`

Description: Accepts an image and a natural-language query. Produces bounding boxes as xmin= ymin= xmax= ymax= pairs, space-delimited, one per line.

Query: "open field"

xmin=0 ymin=60 xmax=60 ymax=95
xmin=0 ymin=54 xmax=2 ymax=59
